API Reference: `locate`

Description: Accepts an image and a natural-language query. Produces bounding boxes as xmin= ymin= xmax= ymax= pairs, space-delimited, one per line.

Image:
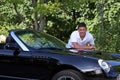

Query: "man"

xmin=66 ymin=22 xmax=95 ymax=51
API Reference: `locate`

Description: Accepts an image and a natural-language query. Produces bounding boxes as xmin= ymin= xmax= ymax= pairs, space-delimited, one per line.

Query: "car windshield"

xmin=16 ymin=30 xmax=66 ymax=50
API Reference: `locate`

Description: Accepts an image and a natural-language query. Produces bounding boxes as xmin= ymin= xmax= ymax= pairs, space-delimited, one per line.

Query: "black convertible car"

xmin=0 ymin=29 xmax=120 ymax=80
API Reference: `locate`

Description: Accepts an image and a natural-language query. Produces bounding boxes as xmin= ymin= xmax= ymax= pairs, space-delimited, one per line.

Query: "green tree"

xmin=1 ymin=0 xmax=120 ymax=52
xmin=1 ymin=0 xmax=61 ymax=31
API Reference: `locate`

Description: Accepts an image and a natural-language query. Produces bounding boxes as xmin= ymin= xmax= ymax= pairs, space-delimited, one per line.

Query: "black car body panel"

xmin=0 ymin=29 xmax=120 ymax=80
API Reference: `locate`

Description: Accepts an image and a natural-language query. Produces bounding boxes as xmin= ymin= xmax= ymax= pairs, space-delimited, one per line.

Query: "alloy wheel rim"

xmin=57 ymin=76 xmax=75 ymax=80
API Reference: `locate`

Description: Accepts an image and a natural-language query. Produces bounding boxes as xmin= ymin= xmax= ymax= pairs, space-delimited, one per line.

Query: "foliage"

xmin=95 ymin=0 xmax=120 ymax=52
xmin=0 ymin=24 xmax=26 ymax=35
xmin=36 ymin=1 xmax=61 ymax=15
xmin=0 ymin=0 xmax=120 ymax=53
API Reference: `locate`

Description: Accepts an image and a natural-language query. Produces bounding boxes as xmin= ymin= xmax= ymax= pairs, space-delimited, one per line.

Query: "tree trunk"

xmin=34 ymin=12 xmax=39 ymax=30
xmin=97 ymin=0 xmax=105 ymax=50
xmin=32 ymin=0 xmax=45 ymax=31
xmin=39 ymin=15 xmax=45 ymax=31
xmin=32 ymin=0 xmax=39 ymax=30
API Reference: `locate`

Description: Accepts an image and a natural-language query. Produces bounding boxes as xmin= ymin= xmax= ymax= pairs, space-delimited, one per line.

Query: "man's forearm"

xmin=72 ymin=42 xmax=94 ymax=50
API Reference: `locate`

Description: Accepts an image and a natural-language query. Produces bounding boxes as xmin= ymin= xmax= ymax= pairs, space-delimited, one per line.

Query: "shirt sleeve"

xmin=89 ymin=35 xmax=94 ymax=46
xmin=70 ymin=31 xmax=78 ymax=42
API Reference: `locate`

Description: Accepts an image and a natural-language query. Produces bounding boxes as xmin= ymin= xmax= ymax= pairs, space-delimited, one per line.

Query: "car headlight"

xmin=98 ymin=59 xmax=110 ymax=73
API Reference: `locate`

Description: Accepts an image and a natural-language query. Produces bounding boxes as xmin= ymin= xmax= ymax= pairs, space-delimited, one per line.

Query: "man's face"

xmin=78 ymin=27 xmax=87 ymax=37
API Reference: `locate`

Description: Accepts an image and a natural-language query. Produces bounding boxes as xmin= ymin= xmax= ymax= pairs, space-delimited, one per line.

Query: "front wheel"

xmin=52 ymin=69 xmax=85 ymax=80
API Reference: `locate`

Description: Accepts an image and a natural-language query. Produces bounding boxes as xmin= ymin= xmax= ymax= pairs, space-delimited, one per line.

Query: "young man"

xmin=66 ymin=22 xmax=95 ymax=51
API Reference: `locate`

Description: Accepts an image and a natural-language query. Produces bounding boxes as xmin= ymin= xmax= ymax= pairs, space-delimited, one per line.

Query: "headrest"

xmin=6 ymin=36 xmax=15 ymax=43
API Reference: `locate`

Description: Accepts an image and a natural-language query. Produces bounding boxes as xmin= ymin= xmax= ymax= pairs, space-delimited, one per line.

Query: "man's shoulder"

xmin=86 ymin=32 xmax=93 ymax=37
xmin=72 ymin=30 xmax=78 ymax=34
xmin=70 ymin=30 xmax=79 ymax=37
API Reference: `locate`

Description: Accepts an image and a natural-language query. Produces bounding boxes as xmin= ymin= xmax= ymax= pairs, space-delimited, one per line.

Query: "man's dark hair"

xmin=77 ymin=22 xmax=87 ymax=29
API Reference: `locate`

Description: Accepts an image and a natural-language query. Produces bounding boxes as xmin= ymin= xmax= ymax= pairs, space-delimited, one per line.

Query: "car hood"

xmin=80 ymin=51 xmax=120 ymax=67
xmin=55 ymin=49 xmax=120 ymax=67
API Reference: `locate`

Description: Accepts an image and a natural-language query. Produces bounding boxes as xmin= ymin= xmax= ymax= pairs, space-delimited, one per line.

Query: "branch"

xmin=13 ymin=3 xmax=28 ymax=25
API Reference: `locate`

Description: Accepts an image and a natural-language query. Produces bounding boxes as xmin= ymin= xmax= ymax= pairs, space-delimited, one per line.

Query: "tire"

xmin=51 ymin=69 xmax=85 ymax=80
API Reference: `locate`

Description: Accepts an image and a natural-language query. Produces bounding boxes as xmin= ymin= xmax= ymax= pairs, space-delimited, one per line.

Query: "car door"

xmin=14 ymin=51 xmax=50 ymax=80
xmin=0 ymin=49 xmax=53 ymax=80
xmin=0 ymin=49 xmax=17 ymax=75
xmin=0 ymin=49 xmax=36 ymax=79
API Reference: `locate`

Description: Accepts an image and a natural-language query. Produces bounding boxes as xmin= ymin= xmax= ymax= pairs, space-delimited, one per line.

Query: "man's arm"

xmin=72 ymin=42 xmax=94 ymax=50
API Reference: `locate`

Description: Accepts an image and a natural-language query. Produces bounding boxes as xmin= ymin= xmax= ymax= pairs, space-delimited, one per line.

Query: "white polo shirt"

xmin=66 ymin=30 xmax=94 ymax=48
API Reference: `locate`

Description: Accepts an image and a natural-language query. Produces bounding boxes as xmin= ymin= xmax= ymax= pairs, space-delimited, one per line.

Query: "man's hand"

xmin=89 ymin=46 xmax=95 ymax=50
